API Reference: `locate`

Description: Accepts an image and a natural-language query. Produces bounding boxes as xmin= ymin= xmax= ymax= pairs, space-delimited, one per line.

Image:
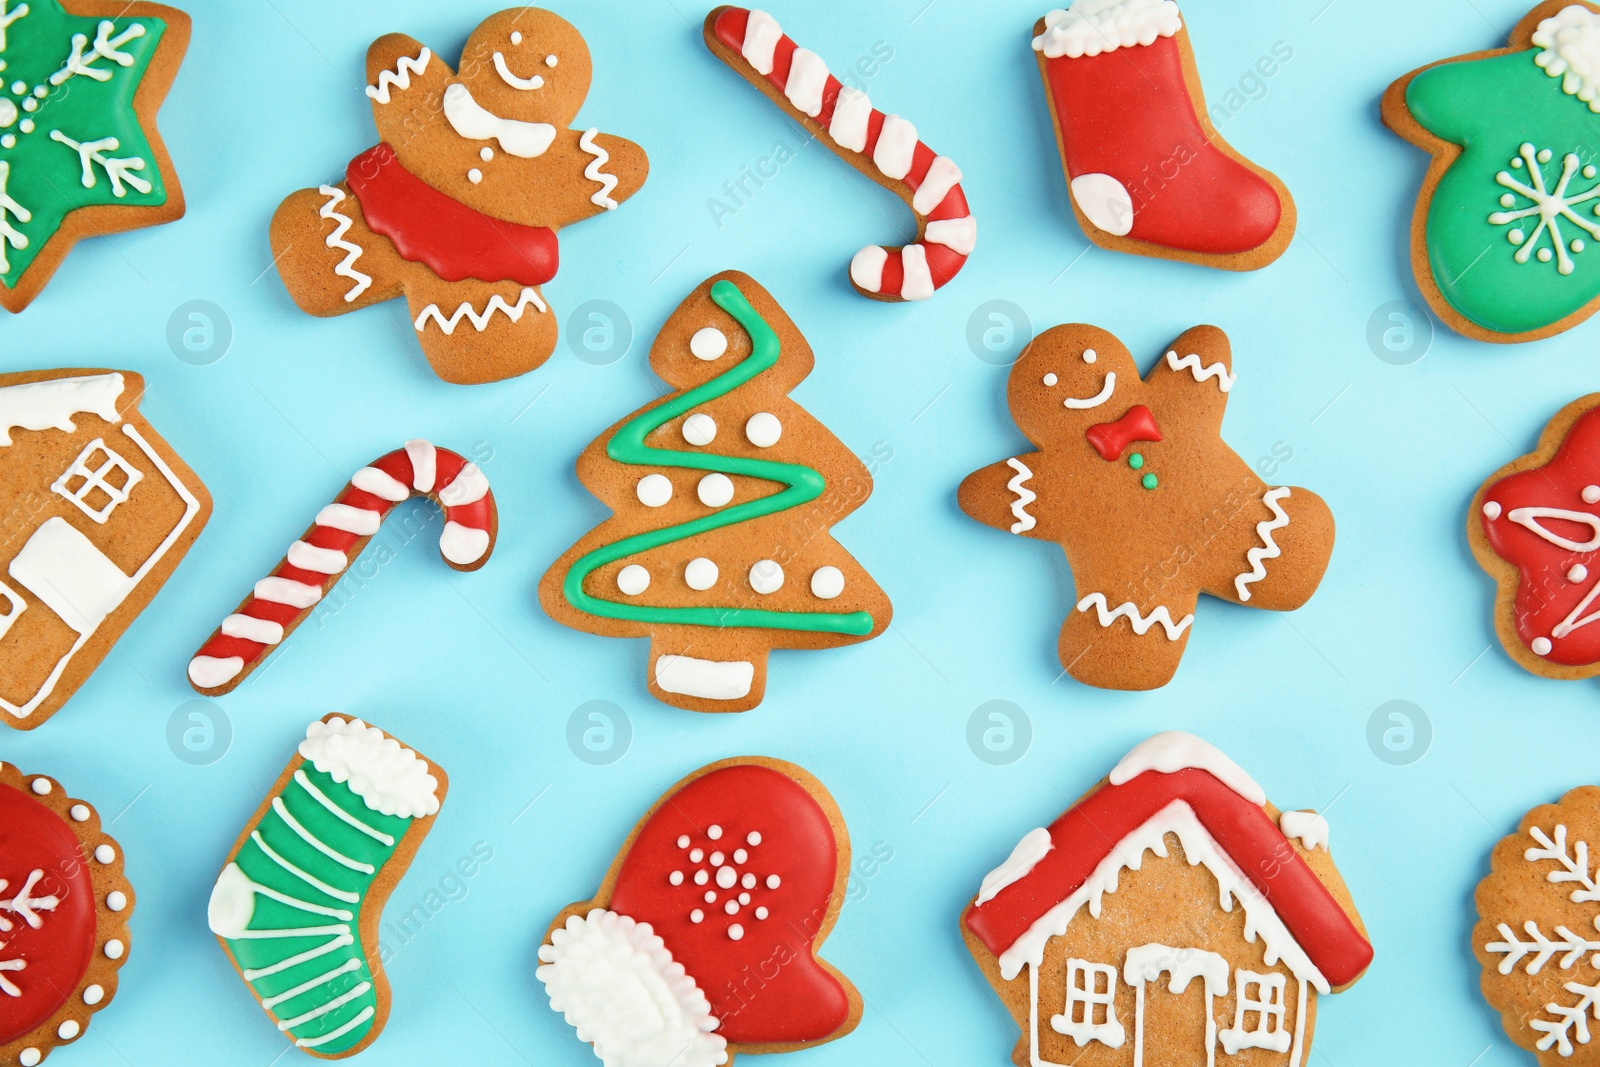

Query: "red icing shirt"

xmin=0 ymin=784 xmax=96 ymax=1043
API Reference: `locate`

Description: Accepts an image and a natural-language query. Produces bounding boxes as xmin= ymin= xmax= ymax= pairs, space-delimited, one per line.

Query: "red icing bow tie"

xmin=1086 ymin=405 xmax=1162 ymax=461
xmin=607 ymin=763 xmax=850 ymax=1045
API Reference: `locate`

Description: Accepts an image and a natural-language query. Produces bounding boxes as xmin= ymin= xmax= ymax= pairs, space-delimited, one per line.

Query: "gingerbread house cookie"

xmin=0 ymin=369 xmax=210 ymax=729
xmin=962 ymin=732 xmax=1371 ymax=1067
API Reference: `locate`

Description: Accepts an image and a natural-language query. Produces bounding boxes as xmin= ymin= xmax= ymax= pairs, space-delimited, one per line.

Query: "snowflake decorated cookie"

xmin=537 ymin=757 xmax=860 ymax=1067
xmin=1030 ymin=0 xmax=1295 ymax=269
xmin=1384 ymin=1 xmax=1600 ymax=341
xmin=958 ymin=324 xmax=1335 ymax=690
xmin=208 ymin=715 xmax=445 ymax=1058
xmin=0 ymin=762 xmax=134 ymax=1067
xmin=539 ymin=271 xmax=892 ymax=712
xmin=0 ymin=0 xmax=190 ymax=312
xmin=1471 ymin=394 xmax=1600 ymax=679
xmin=1475 ymin=786 xmax=1600 ymax=1063
xmin=962 ymin=732 xmax=1372 ymax=1067
xmin=269 ymin=8 xmax=647 ymax=384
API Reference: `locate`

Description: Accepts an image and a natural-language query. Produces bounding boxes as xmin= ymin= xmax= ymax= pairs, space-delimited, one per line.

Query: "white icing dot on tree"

xmin=682 ymin=413 xmax=717 ymax=446
xmin=636 ymin=473 xmax=673 ymax=507
xmin=685 ymin=557 xmax=718 ymax=591
xmin=810 ymin=566 xmax=845 ymax=600
xmin=617 ymin=565 xmax=650 ymax=596
xmin=750 ymin=560 xmax=784 ymax=594
xmin=690 ymin=327 xmax=728 ymax=360
xmin=697 ymin=473 xmax=734 ymax=508
xmin=745 ymin=411 xmax=782 ymax=447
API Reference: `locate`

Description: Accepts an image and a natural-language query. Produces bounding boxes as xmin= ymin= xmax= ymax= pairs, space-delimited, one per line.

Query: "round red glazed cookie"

xmin=0 ymin=763 xmax=133 ymax=1066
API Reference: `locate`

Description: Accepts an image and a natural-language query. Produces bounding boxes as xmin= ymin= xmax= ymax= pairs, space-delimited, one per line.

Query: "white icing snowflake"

xmin=1489 ymin=142 xmax=1600 ymax=275
xmin=0 ymin=942 xmax=21 ymax=998
xmin=0 ymin=870 xmax=58 ymax=933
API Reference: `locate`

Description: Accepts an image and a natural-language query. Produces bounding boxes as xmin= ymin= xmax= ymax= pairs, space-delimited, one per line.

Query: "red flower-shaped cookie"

xmin=537 ymin=758 xmax=859 ymax=1066
xmin=0 ymin=763 xmax=132 ymax=1066
xmin=1473 ymin=395 xmax=1600 ymax=677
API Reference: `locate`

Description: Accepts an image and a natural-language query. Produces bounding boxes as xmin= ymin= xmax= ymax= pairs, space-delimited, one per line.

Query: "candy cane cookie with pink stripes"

xmin=706 ymin=7 xmax=975 ymax=302
xmin=187 ymin=441 xmax=496 ymax=695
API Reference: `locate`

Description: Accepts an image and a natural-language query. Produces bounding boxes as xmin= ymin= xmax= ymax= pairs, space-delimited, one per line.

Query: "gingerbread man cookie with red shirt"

xmin=0 ymin=762 xmax=133 ymax=1067
xmin=537 ymin=757 xmax=861 ymax=1066
xmin=959 ymin=324 xmax=1335 ymax=690
xmin=270 ymin=8 xmax=647 ymax=385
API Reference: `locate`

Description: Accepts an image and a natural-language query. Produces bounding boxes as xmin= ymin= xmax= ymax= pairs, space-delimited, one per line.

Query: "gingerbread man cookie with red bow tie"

xmin=959 ymin=324 xmax=1336 ymax=690
xmin=270 ymin=8 xmax=647 ymax=385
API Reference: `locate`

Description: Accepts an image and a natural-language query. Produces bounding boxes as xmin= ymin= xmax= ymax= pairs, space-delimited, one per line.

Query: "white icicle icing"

xmin=298 ymin=717 xmax=440 ymax=818
xmin=0 ymin=372 xmax=123 ymax=445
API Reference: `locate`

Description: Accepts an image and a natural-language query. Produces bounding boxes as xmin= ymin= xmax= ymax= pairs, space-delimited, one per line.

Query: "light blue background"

xmin=0 ymin=0 xmax=1584 ymax=1063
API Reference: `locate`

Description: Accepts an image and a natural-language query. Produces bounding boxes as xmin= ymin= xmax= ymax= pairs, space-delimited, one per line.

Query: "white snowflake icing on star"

xmin=49 ymin=18 xmax=144 ymax=87
xmin=1489 ymin=142 xmax=1600 ymax=275
xmin=49 ymin=130 xmax=150 ymax=197
xmin=0 ymin=2 xmax=28 ymax=54
xmin=0 ymin=159 xmax=30 ymax=275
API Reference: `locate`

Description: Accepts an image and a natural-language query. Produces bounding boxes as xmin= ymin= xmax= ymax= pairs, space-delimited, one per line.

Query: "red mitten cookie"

xmin=0 ymin=369 xmax=210 ymax=729
xmin=1472 ymin=394 xmax=1600 ymax=678
xmin=1031 ymin=0 xmax=1294 ymax=269
xmin=962 ymin=732 xmax=1371 ymax=1067
xmin=959 ymin=325 xmax=1334 ymax=690
xmin=270 ymin=8 xmax=647 ymax=384
xmin=0 ymin=762 xmax=133 ymax=1067
xmin=537 ymin=758 xmax=860 ymax=1066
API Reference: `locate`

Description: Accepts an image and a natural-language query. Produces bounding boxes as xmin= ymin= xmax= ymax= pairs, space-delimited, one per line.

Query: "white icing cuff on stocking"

xmin=1535 ymin=4 xmax=1600 ymax=112
xmin=654 ymin=655 xmax=755 ymax=700
xmin=1033 ymin=0 xmax=1183 ymax=59
xmin=1070 ymin=173 xmax=1135 ymax=235
xmin=298 ymin=717 xmax=441 ymax=818
xmin=538 ymin=909 xmax=729 ymax=1067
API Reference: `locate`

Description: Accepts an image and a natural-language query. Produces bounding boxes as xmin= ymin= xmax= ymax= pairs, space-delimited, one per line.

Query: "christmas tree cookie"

xmin=1477 ymin=785 xmax=1600 ymax=1062
xmin=959 ymin=324 xmax=1335 ymax=690
xmin=1031 ymin=0 xmax=1295 ymax=269
xmin=0 ymin=762 xmax=134 ymax=1067
xmin=539 ymin=271 xmax=892 ymax=712
xmin=269 ymin=8 xmax=647 ymax=384
xmin=537 ymin=757 xmax=861 ymax=1067
xmin=1384 ymin=1 xmax=1600 ymax=341
xmin=208 ymin=716 xmax=445 ymax=1058
xmin=0 ymin=0 xmax=189 ymax=312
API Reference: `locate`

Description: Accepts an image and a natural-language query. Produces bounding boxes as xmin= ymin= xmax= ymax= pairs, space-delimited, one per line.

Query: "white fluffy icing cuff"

xmin=298 ymin=717 xmax=441 ymax=819
xmin=1535 ymin=5 xmax=1600 ymax=112
xmin=1033 ymin=0 xmax=1182 ymax=58
xmin=537 ymin=909 xmax=728 ymax=1067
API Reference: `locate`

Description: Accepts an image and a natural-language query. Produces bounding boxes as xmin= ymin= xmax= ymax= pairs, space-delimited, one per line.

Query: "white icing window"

xmin=0 ymin=581 xmax=22 ymax=641
xmin=1051 ymin=959 xmax=1124 ymax=1047
xmin=50 ymin=438 xmax=142 ymax=524
xmin=1220 ymin=970 xmax=1290 ymax=1054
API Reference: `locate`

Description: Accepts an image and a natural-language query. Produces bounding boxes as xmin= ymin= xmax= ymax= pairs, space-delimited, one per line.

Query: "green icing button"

xmin=1142 ymin=473 xmax=1158 ymax=490
xmin=1128 ymin=453 xmax=1144 ymax=470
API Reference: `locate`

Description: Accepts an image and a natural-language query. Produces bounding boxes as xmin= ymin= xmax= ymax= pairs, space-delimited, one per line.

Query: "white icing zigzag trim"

xmin=366 ymin=46 xmax=431 ymax=104
xmin=578 ymin=128 xmax=619 ymax=210
xmin=1535 ymin=5 xmax=1600 ymax=113
xmin=316 ymin=185 xmax=371 ymax=302
xmin=1165 ymin=349 xmax=1235 ymax=392
xmin=1234 ymin=487 xmax=1291 ymax=602
xmin=1005 ymin=457 xmax=1037 ymax=534
xmin=414 ymin=286 xmax=547 ymax=335
xmin=1076 ymin=592 xmax=1193 ymax=641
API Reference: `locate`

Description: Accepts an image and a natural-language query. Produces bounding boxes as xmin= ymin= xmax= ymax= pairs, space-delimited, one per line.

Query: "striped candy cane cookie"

xmin=706 ymin=7 xmax=976 ymax=301
xmin=187 ymin=440 xmax=495 ymax=696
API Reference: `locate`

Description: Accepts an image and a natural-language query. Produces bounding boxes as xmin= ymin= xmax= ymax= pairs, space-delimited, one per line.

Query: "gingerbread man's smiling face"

xmin=456 ymin=9 xmax=592 ymax=132
xmin=1008 ymin=326 xmax=1141 ymax=446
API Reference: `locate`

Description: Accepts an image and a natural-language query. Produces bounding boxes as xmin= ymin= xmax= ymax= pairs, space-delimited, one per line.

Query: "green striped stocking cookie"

xmin=207 ymin=715 xmax=445 ymax=1058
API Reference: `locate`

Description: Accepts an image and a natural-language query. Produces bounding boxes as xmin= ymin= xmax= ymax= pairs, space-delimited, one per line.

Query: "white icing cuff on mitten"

xmin=1033 ymin=0 xmax=1183 ymax=59
xmin=538 ymin=909 xmax=728 ymax=1067
xmin=298 ymin=717 xmax=441 ymax=819
xmin=1535 ymin=4 xmax=1600 ymax=112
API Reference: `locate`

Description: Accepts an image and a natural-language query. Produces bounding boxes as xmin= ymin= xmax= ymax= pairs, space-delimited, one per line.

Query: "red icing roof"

xmin=963 ymin=768 xmax=1372 ymax=989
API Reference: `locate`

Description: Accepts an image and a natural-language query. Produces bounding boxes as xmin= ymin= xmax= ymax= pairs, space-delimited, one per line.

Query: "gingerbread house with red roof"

xmin=962 ymin=732 xmax=1372 ymax=1067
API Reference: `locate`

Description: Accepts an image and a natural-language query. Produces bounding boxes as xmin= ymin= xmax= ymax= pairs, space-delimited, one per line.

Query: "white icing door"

xmin=8 ymin=517 xmax=133 ymax=635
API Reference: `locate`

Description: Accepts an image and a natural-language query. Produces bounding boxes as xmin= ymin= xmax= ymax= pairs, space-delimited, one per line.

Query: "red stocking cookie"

xmin=270 ymin=8 xmax=648 ymax=384
xmin=187 ymin=440 xmax=495 ymax=695
xmin=963 ymin=732 xmax=1372 ymax=1067
xmin=958 ymin=325 xmax=1334 ymax=690
xmin=537 ymin=758 xmax=860 ymax=1066
xmin=0 ymin=369 xmax=211 ymax=729
xmin=705 ymin=7 xmax=974 ymax=301
xmin=1032 ymin=0 xmax=1295 ymax=269
xmin=1472 ymin=394 xmax=1600 ymax=678
xmin=0 ymin=762 xmax=133 ymax=1067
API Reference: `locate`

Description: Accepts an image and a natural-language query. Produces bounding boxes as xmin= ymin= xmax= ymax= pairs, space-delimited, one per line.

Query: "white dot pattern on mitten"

xmin=671 ymin=820 xmax=780 ymax=938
